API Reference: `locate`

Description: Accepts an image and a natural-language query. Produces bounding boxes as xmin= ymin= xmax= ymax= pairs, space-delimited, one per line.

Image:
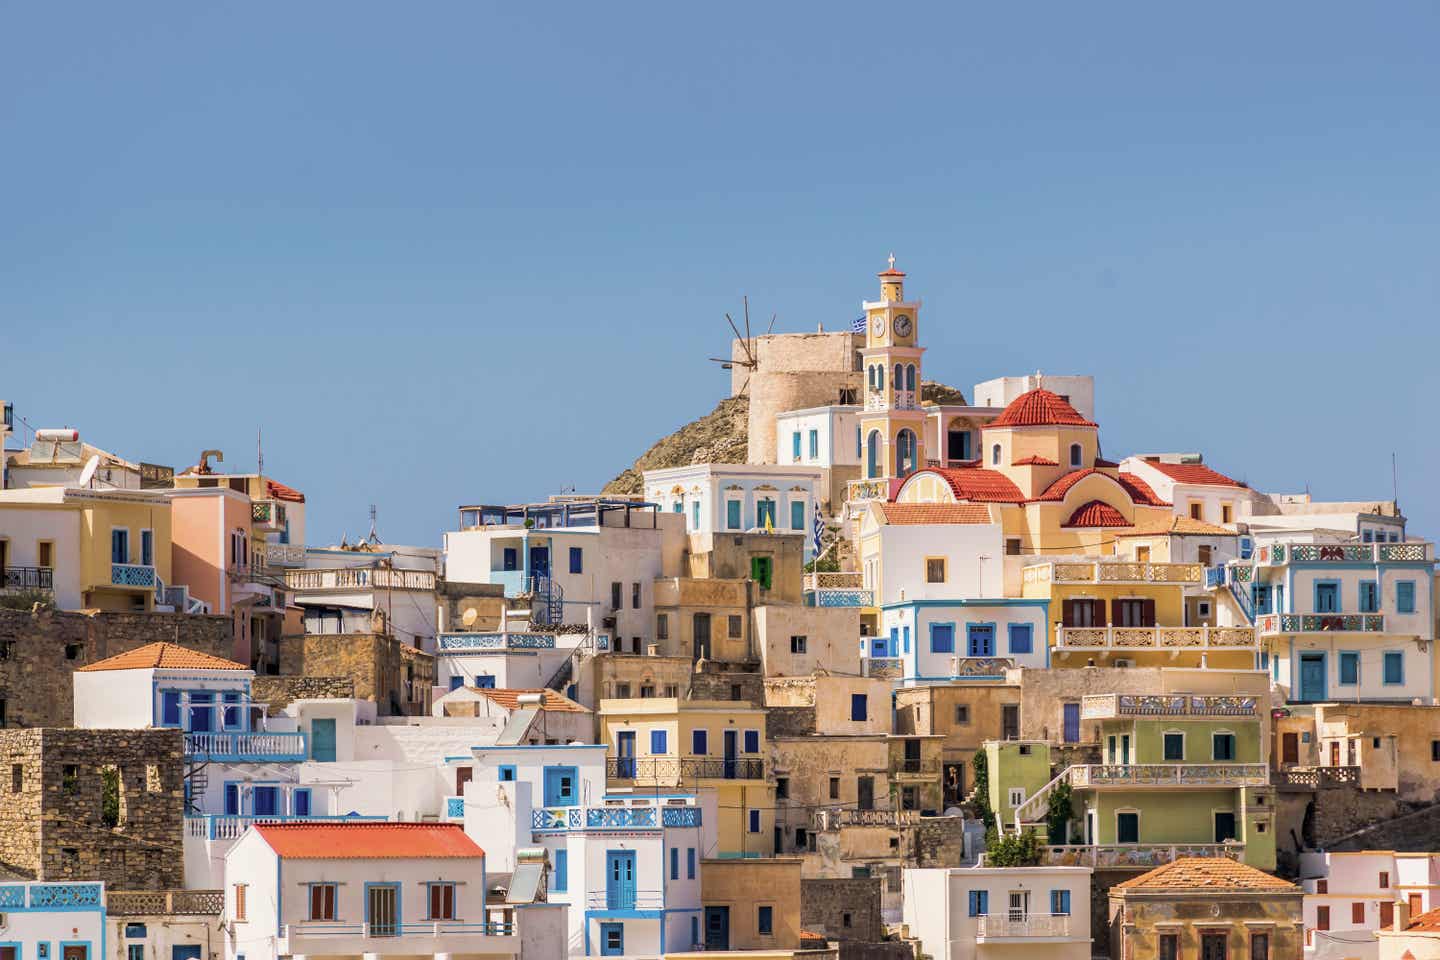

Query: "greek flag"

xmin=850 ymin=315 xmax=867 ymax=333
xmin=812 ymin=508 xmax=824 ymax=555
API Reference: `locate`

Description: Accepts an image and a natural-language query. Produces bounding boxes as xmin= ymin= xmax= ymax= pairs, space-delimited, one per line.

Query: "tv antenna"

xmin=708 ymin=295 xmax=775 ymax=397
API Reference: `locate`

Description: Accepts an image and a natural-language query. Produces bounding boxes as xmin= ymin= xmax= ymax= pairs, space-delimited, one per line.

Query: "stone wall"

xmin=802 ymin=877 xmax=884 ymax=942
xmin=913 ymin=816 xmax=966 ymax=867
xmin=691 ymin=668 xmax=764 ymax=706
xmin=0 ymin=607 xmax=233 ymax=728
xmin=769 ymin=706 xmax=818 ymax=738
xmin=0 ymin=728 xmax=183 ymax=889
xmin=250 ymin=675 xmax=354 ymax=711
xmin=838 ymin=943 xmax=915 ymax=960
xmin=278 ymin=632 xmax=431 ymax=716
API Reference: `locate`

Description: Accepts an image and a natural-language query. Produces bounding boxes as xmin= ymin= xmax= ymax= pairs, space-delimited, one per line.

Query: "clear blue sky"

xmin=3 ymin=4 xmax=1436 ymax=546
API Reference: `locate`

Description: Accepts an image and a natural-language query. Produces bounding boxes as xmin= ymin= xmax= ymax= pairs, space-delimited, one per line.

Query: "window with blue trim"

xmin=1359 ymin=581 xmax=1379 ymax=613
xmin=1252 ymin=584 xmax=1272 ymax=614
xmin=757 ymin=499 xmax=776 ymax=529
xmin=1339 ymin=652 xmax=1359 ymax=686
xmin=855 ymin=427 xmax=861 ymax=459
xmin=1007 ymin=624 xmax=1033 ymax=655
xmin=692 ymin=729 xmax=708 ymax=755
xmin=671 ymin=846 xmax=679 ymax=879
xmin=727 ymin=500 xmax=742 ymax=530
xmin=790 ymin=500 xmax=805 ymax=531
xmin=569 ymin=547 xmax=583 ymax=574
xmin=758 ymin=905 xmax=773 ymax=935
xmin=1398 ymin=581 xmax=1417 ymax=614
xmin=749 ymin=809 xmax=761 ymax=833
xmin=293 ymin=787 xmax=312 ymax=816
xmin=543 ymin=765 xmax=579 ymax=806
xmin=160 ymin=690 xmax=181 ymax=726
xmin=903 ymin=625 xmax=911 ymax=654
xmin=692 ymin=915 xmax=700 ymax=947
xmin=1384 ymin=652 xmax=1404 ymax=685
xmin=651 ymin=730 xmax=668 ymax=754
xmin=222 ymin=691 xmax=243 ymax=730
xmin=1315 ymin=581 xmax=1340 ymax=613
xmin=503 ymin=547 xmax=518 ymax=571
xmin=554 ymin=848 xmax=568 ymax=891
xmin=850 ymin=694 xmax=867 ymax=722
xmin=792 ymin=432 xmax=802 ymax=459
xmin=125 ymin=923 xmax=147 ymax=938
xmin=1051 ymin=889 xmax=1071 ymax=915
xmin=692 ymin=501 xmax=701 ymax=529
xmin=809 ymin=430 xmax=819 ymax=460
xmin=931 ymin=623 xmax=955 ymax=654
xmin=687 ymin=847 xmax=696 ymax=879
xmin=129 ymin=946 xmax=146 ymax=960
xmin=968 ymin=890 xmax=988 ymax=916
xmin=967 ymin=624 xmax=995 ymax=657
xmin=744 ymin=730 xmax=760 ymax=753
xmin=500 ymin=764 xmax=517 ymax=782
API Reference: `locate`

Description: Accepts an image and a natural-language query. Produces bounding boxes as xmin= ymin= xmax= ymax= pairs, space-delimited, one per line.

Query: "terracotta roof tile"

xmin=1141 ymin=460 xmax=1244 ymax=487
xmin=254 ymin=822 xmax=483 ymax=859
xmin=1012 ymin=455 xmax=1059 ymax=466
xmin=474 ymin=688 xmax=590 ymax=714
xmin=77 ymin=642 xmax=248 ymax=672
xmin=1115 ymin=516 xmax=1236 ymax=538
xmin=988 ymin=389 xmax=1097 ymax=429
xmin=265 ymin=479 xmax=306 ymax=503
xmin=1035 ymin=469 xmax=1096 ymax=502
xmin=1116 ymin=472 xmax=1170 ymax=507
xmin=1406 ymin=907 xmax=1440 ymax=932
xmin=915 ymin=466 xmax=1027 ymax=504
xmin=1063 ymin=501 xmax=1132 ymax=528
xmin=878 ymin=503 xmax=993 ymax=525
xmin=1114 ymin=857 xmax=1298 ymax=892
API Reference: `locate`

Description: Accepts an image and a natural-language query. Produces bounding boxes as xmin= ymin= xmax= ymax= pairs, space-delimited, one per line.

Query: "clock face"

xmin=871 ymin=316 xmax=886 ymax=337
xmin=894 ymin=315 xmax=913 ymax=338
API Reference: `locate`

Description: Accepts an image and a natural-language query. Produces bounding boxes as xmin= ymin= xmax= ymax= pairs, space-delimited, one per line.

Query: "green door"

xmin=311 ymin=718 xmax=337 ymax=762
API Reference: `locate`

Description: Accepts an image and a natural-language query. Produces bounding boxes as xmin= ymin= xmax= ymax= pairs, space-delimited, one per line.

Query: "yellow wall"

xmin=699 ymin=858 xmax=803 ymax=950
xmin=79 ymin=497 xmax=172 ymax=610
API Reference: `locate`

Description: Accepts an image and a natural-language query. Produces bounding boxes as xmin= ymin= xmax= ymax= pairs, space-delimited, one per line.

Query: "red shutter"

xmin=1317 ymin=905 xmax=1330 ymax=930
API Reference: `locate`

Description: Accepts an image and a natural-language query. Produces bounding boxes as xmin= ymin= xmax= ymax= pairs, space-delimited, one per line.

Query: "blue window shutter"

xmin=651 ymin=729 xmax=667 ymax=754
xmin=555 ymin=849 xmax=568 ymax=891
xmin=692 ymin=729 xmax=707 ymax=755
xmin=791 ymin=500 xmax=805 ymax=530
xmin=727 ymin=500 xmax=741 ymax=529
xmin=744 ymin=730 xmax=760 ymax=753
xmin=161 ymin=691 xmax=181 ymax=726
xmin=293 ymin=788 xmax=311 ymax=816
xmin=687 ymin=847 xmax=696 ymax=879
xmin=1385 ymin=652 xmax=1404 ymax=685
xmin=671 ymin=846 xmax=679 ymax=880
xmin=749 ymin=809 xmax=760 ymax=833
xmin=1398 ymin=581 xmax=1416 ymax=614
xmin=851 ymin=694 xmax=867 ymax=722
xmin=569 ymin=547 xmax=583 ymax=574
xmin=809 ymin=430 xmax=819 ymax=459
xmin=793 ymin=433 xmax=801 ymax=458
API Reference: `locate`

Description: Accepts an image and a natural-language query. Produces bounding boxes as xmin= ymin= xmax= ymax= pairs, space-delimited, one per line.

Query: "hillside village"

xmin=2 ymin=259 xmax=1438 ymax=960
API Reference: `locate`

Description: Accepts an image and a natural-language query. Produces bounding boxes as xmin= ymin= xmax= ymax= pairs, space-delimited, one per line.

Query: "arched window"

xmin=896 ymin=429 xmax=918 ymax=477
xmin=866 ymin=431 xmax=882 ymax=479
xmin=1069 ymin=443 xmax=1083 ymax=468
xmin=894 ymin=364 xmax=903 ymax=391
xmin=906 ymin=364 xmax=916 ymax=391
xmin=867 ymin=365 xmax=875 ymax=391
xmin=991 ymin=443 xmax=1001 ymax=466
xmin=877 ymin=365 xmax=885 ymax=391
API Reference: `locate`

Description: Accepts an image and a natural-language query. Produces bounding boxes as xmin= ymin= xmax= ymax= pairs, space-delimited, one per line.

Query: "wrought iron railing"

xmin=607 ymin=757 xmax=681 ymax=782
xmin=681 ymin=757 xmax=766 ymax=780
xmin=1 ymin=566 xmax=53 ymax=591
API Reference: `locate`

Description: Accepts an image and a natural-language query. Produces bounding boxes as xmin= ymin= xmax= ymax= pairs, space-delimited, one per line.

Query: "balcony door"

xmin=1062 ymin=599 xmax=1099 ymax=628
xmin=1062 ymin=703 xmax=1081 ymax=744
xmin=1001 ymin=705 xmax=1020 ymax=742
xmin=693 ymin=614 xmax=712 ymax=661
xmin=857 ymin=776 xmax=874 ymax=811
xmin=723 ymin=729 xmax=738 ymax=779
xmin=311 ymin=718 xmax=337 ymax=762
xmin=1007 ymin=890 xmax=1029 ymax=922
xmin=616 ymin=731 xmax=636 ymax=778
xmin=366 ymin=883 xmax=399 ymax=937
xmin=705 ymin=906 xmax=730 ymax=950
xmin=1299 ymin=653 xmax=1327 ymax=702
xmin=1214 ymin=811 xmax=1237 ymax=843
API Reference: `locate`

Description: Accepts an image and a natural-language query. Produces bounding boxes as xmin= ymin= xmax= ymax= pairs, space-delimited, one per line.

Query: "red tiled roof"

xmin=77 ymin=642 xmax=247 ymax=672
xmin=1012 ymin=455 xmax=1059 ymax=466
xmin=879 ymin=503 xmax=993 ymax=525
xmin=1114 ymin=857 xmax=1299 ymax=892
xmin=877 ymin=269 xmax=906 ymax=278
xmin=1141 ymin=460 xmax=1244 ymax=488
xmin=987 ymin=389 xmax=1097 ymax=429
xmin=1062 ymin=501 xmax=1132 ymax=528
xmin=1116 ymin=472 xmax=1170 ymax=506
xmin=1406 ymin=907 xmax=1440 ymax=932
xmin=1035 ymin=469 xmax=1097 ymax=502
xmin=473 ymin=688 xmax=590 ymax=713
xmin=266 ymin=479 xmax=306 ymax=503
xmin=916 ymin=466 xmax=1026 ymax=504
xmin=254 ymin=822 xmax=483 ymax=859
xmin=1093 ymin=457 xmax=1119 ymax=468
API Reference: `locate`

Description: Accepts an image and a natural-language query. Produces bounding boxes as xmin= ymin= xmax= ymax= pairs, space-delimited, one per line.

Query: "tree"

xmin=970 ymin=750 xmax=995 ymax=830
xmin=985 ymin=829 xmax=1042 ymax=867
xmin=1047 ymin=781 xmax=1074 ymax=845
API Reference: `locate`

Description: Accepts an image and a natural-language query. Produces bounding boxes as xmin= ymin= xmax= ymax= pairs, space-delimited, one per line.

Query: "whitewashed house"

xmin=287 ymin=543 xmax=442 ymax=651
xmin=1299 ymin=850 xmax=1433 ymax=958
xmin=643 ymin=464 xmax=823 ymax=559
xmin=902 ymin=865 xmax=1093 ymax=960
xmin=0 ymin=881 xmax=106 ymax=960
xmin=222 ymin=821 xmax=563 ymax=959
xmin=462 ymin=744 xmax=708 ymax=957
xmin=433 ymin=630 xmax=576 ymax=694
xmin=432 ymin=686 xmax=594 ymax=745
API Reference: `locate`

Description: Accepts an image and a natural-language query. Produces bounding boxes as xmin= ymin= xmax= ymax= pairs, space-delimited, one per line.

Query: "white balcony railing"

xmin=183 ymin=732 xmax=307 ymax=762
xmin=285 ymin=567 xmax=437 ymax=592
xmin=1255 ymin=541 xmax=1433 ymax=565
xmin=1056 ymin=626 xmax=1256 ymax=649
xmin=1023 ymin=561 xmax=1203 ymax=585
xmin=976 ymin=914 xmax=1071 ymax=939
xmin=1068 ymin=763 xmax=1269 ymax=788
xmin=263 ymin=542 xmax=306 ymax=567
xmin=1255 ymin=613 xmax=1385 ymax=635
xmin=1037 ymin=843 xmax=1242 ymax=869
xmin=804 ymin=572 xmax=864 ymax=591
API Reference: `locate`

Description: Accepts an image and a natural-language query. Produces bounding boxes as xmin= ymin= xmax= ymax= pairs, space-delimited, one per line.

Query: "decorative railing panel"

xmin=846 ymin=479 xmax=890 ymax=502
xmin=681 ymin=758 xmax=766 ymax=780
xmin=813 ymin=808 xmax=919 ymax=830
xmin=1256 ymin=613 xmax=1385 ymax=634
xmin=1039 ymin=843 xmax=1240 ymax=869
xmin=1056 ymin=626 xmax=1255 ymax=649
xmin=606 ymin=757 xmax=682 ymax=782
xmin=1278 ymin=766 xmax=1360 ymax=789
xmin=1081 ymin=694 xmax=1257 ymax=719
xmin=281 ymin=920 xmax=513 ymax=938
xmin=446 ymin=796 xmax=464 ymax=819
xmin=28 ymin=883 xmax=103 ymax=908
xmin=436 ymin=632 xmax=555 ymax=651
xmin=814 ymin=589 xmax=873 ymax=607
xmin=1380 ymin=542 xmax=1431 ymax=561
xmin=528 ymin=803 xmax=700 ymax=832
xmin=111 ymin=563 xmax=157 ymax=588
xmin=661 ymin=807 xmax=702 ymax=828
xmin=0 ymin=886 xmax=25 ymax=908
xmin=263 ymin=542 xmax=306 ymax=567
xmin=184 ymin=731 xmax=307 ymax=761
xmin=1069 ymin=763 xmax=1269 ymax=788
xmin=108 ymin=889 xmax=225 ymax=916
xmin=1035 ymin=562 xmax=1203 ymax=584
xmin=862 ymin=657 xmax=904 ymax=678
xmin=1256 ymin=541 xmax=1431 ymax=565
xmin=977 ymin=914 xmax=1070 ymax=939
xmin=950 ymin=657 xmax=1015 ymax=676
xmin=804 ymin=572 xmax=865 ymax=591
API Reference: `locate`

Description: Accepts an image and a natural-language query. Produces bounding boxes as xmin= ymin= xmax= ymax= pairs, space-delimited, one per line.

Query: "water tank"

xmin=35 ymin=428 xmax=79 ymax=442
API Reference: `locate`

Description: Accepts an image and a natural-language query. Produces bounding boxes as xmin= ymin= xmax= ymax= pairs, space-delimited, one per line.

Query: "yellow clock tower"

xmin=859 ymin=255 xmax=926 ymax=481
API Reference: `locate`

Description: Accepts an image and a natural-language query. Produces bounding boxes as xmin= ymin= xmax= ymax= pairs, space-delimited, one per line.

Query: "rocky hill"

xmin=603 ymin=380 xmax=968 ymax=496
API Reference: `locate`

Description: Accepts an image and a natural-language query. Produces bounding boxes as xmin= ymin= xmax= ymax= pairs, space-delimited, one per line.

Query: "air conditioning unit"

xmin=1114 ymin=659 xmax=1135 ymax=669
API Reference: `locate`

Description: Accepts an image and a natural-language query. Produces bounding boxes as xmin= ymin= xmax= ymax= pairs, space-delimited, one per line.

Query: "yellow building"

xmin=599 ymin=697 xmax=774 ymax=858
xmin=858 ymin=257 xmax=927 ymax=481
xmin=0 ymin=486 xmax=172 ymax=611
xmin=696 ymin=858 xmax=803 ymax=951
xmin=1021 ymin=558 xmax=1258 ymax=669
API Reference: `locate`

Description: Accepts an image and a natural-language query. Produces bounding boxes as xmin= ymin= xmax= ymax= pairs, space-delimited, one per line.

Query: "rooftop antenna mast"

xmin=708 ymin=295 xmax=776 ymax=397
xmin=257 ymin=427 xmax=263 ymax=476
xmin=367 ymin=504 xmax=381 ymax=545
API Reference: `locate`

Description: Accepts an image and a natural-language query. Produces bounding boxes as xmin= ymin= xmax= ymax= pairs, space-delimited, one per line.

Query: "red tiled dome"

xmin=988 ymin=389 xmax=1097 ymax=429
xmin=1062 ymin=500 xmax=1131 ymax=528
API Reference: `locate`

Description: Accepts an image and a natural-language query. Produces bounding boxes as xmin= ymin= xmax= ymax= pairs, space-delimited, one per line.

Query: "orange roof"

xmin=1012 ymin=455 xmax=1059 ymax=466
xmin=1141 ymin=459 xmax=1244 ymax=488
xmin=474 ymin=688 xmax=590 ymax=713
xmin=1406 ymin=907 xmax=1440 ymax=932
xmin=254 ymin=822 xmax=483 ymax=859
xmin=266 ymin=479 xmax=306 ymax=503
xmin=1114 ymin=857 xmax=1299 ymax=892
xmin=988 ymin=389 xmax=1097 ymax=429
xmin=77 ymin=642 xmax=248 ymax=672
xmin=1116 ymin=473 xmax=1170 ymax=506
xmin=1116 ymin=516 xmax=1236 ymax=538
xmin=879 ymin=503 xmax=993 ymax=525
xmin=877 ymin=268 xmax=906 ymax=278
xmin=917 ymin=466 xmax=1026 ymax=504
xmin=1063 ymin=501 xmax=1132 ymax=528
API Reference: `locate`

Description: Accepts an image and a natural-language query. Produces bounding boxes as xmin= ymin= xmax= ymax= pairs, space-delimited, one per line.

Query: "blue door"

xmin=1062 ymin=703 xmax=1081 ymax=744
xmin=606 ymin=850 xmax=637 ymax=909
xmin=253 ymin=786 xmax=279 ymax=816
xmin=188 ymin=692 xmax=214 ymax=732
xmin=616 ymin=731 xmax=636 ymax=778
xmin=705 ymin=906 xmax=730 ymax=950
xmin=967 ymin=624 xmax=995 ymax=657
xmin=172 ymin=948 xmax=202 ymax=960
xmin=599 ymin=921 xmax=625 ymax=956
xmin=1300 ymin=654 xmax=1327 ymax=702
xmin=310 ymin=718 xmax=337 ymax=762
xmin=529 ymin=546 xmax=550 ymax=576
xmin=223 ymin=783 xmax=240 ymax=815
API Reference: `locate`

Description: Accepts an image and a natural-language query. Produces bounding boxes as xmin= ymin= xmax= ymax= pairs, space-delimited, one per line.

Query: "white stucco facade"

xmin=0 ymin=881 xmax=107 ymax=960
xmin=643 ymin=464 xmax=822 ymax=559
xmin=902 ymin=866 xmax=1093 ymax=960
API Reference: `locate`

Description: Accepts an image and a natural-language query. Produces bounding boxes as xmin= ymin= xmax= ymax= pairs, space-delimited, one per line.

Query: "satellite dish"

xmin=77 ymin=455 xmax=100 ymax=488
xmin=462 ymin=607 xmax=479 ymax=628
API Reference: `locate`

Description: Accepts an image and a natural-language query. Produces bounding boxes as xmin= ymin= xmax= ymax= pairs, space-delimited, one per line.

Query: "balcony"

xmin=1038 ymin=843 xmax=1241 ymax=869
xmin=1024 ymin=561 xmax=1203 ymax=585
xmin=107 ymin=889 xmax=224 ymax=916
xmin=263 ymin=542 xmax=306 ymax=568
xmin=1256 ymin=613 xmax=1386 ymax=635
xmin=586 ymin=889 xmax=664 ymax=911
xmin=804 ymin=573 xmax=873 ymax=607
xmin=846 ymin=478 xmax=890 ymax=503
xmin=893 ymin=757 xmax=941 ymax=777
xmin=1081 ymin=694 xmax=1259 ymax=720
xmin=1068 ymin=763 xmax=1269 ymax=789
xmin=812 ymin=808 xmax=919 ymax=830
xmin=861 ymin=656 xmax=904 ymax=679
xmin=1 ymin=566 xmax=53 ymax=593
xmin=111 ymin=563 xmax=157 ymax=589
xmin=1276 ymin=766 xmax=1360 ymax=791
xmin=1255 ymin=541 xmax=1433 ymax=565
xmin=1056 ymin=625 xmax=1256 ymax=650
xmin=682 ymin=757 xmax=766 ymax=780
xmin=251 ymin=499 xmax=288 ymax=533
xmin=185 ymin=814 xmax=388 ymax=841
xmin=436 ymin=632 xmax=555 ymax=652
xmin=976 ymin=914 xmax=1073 ymax=940
xmin=0 ymin=883 xmax=103 ymax=909
xmin=285 ymin=567 xmax=437 ymax=592
xmin=183 ymin=731 xmax=307 ymax=762
xmin=278 ymin=921 xmax=516 ymax=957
xmin=529 ymin=804 xmax=702 ymax=832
